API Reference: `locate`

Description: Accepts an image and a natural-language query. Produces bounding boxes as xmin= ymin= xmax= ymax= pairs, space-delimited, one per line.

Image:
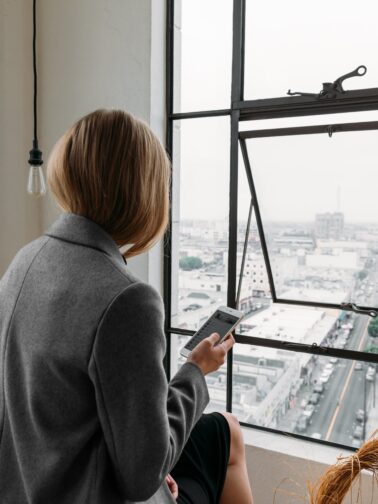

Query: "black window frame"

xmin=165 ymin=0 xmax=378 ymax=450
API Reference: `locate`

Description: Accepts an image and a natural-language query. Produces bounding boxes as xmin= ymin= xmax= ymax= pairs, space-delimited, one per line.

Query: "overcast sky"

xmin=175 ymin=0 xmax=378 ymax=222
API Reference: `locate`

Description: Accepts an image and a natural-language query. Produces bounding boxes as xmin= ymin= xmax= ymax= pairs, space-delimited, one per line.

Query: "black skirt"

xmin=170 ymin=412 xmax=231 ymax=504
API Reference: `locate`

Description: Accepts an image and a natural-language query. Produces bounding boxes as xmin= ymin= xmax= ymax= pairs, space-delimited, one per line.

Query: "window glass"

xmin=244 ymin=0 xmax=378 ymax=100
xmin=242 ymin=129 xmax=378 ymax=311
xmin=173 ymin=0 xmax=233 ymax=112
xmin=232 ymin=343 xmax=377 ymax=448
xmin=171 ymin=117 xmax=230 ymax=331
xmin=170 ymin=334 xmax=227 ymax=412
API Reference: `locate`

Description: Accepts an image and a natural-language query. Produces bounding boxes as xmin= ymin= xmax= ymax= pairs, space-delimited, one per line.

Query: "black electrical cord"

xmin=28 ymin=0 xmax=43 ymax=166
xmin=33 ymin=0 xmax=38 ymax=144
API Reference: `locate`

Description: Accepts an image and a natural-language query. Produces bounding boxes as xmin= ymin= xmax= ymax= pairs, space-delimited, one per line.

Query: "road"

xmin=282 ymin=313 xmax=377 ymax=446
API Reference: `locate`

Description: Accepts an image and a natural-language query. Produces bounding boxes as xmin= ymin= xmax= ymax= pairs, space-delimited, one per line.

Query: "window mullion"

xmin=226 ymin=0 xmax=246 ymax=413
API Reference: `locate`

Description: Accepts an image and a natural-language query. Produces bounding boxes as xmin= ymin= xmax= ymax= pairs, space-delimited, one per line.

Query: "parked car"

xmin=329 ymin=357 xmax=339 ymax=364
xmin=323 ymin=364 xmax=334 ymax=375
xmin=296 ymin=415 xmax=309 ymax=433
xmin=300 ymin=399 xmax=308 ymax=409
xmin=319 ymin=373 xmax=330 ymax=384
xmin=303 ymin=404 xmax=315 ymax=419
xmin=183 ymin=303 xmax=202 ymax=312
xmin=321 ymin=368 xmax=333 ymax=377
xmin=354 ymin=362 xmax=363 ymax=371
xmin=366 ymin=366 xmax=376 ymax=381
xmin=355 ymin=409 xmax=365 ymax=423
xmin=310 ymin=432 xmax=322 ymax=440
xmin=308 ymin=393 xmax=320 ymax=405
xmin=353 ymin=425 xmax=364 ymax=439
xmin=313 ymin=384 xmax=324 ymax=394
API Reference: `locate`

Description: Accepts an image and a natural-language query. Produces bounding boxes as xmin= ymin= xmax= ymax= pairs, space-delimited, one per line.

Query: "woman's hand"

xmin=187 ymin=332 xmax=235 ymax=375
xmin=165 ymin=473 xmax=179 ymax=500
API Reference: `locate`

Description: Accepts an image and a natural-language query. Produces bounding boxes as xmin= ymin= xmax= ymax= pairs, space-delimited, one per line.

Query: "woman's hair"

xmin=308 ymin=434 xmax=378 ymax=504
xmin=47 ymin=109 xmax=171 ymax=258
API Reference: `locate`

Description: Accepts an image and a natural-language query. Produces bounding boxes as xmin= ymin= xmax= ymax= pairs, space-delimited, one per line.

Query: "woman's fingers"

xmin=219 ymin=334 xmax=235 ymax=353
xmin=166 ymin=474 xmax=179 ymax=499
xmin=171 ymin=478 xmax=179 ymax=499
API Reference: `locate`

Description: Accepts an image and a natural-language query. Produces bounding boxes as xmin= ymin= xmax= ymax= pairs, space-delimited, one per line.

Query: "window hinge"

xmin=287 ymin=65 xmax=367 ymax=99
xmin=340 ymin=302 xmax=377 ymax=318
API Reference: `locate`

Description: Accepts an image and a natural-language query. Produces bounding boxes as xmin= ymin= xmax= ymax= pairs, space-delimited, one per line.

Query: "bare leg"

xmin=218 ymin=412 xmax=254 ymax=504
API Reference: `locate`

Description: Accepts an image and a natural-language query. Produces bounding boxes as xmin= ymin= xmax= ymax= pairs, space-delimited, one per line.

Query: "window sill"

xmin=241 ymin=425 xmax=354 ymax=465
xmin=240 ymin=426 xmax=375 ymax=503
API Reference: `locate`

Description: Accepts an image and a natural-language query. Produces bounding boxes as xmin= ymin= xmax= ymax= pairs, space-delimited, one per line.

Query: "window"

xmin=166 ymin=0 xmax=378 ymax=450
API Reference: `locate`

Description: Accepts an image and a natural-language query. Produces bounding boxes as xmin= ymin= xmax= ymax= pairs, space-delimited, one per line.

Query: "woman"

xmin=0 ymin=109 xmax=253 ymax=503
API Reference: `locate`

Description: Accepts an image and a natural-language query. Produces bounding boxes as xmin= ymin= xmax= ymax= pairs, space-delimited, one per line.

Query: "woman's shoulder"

xmin=1 ymin=235 xmax=50 ymax=286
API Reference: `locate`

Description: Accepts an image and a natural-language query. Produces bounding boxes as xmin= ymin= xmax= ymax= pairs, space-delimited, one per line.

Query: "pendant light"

xmin=27 ymin=0 xmax=46 ymax=197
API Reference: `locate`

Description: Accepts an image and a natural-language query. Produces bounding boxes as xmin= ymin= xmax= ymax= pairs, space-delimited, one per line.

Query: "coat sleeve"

xmin=88 ymin=281 xmax=210 ymax=501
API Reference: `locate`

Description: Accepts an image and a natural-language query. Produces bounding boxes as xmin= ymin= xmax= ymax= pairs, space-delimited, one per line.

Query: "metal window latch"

xmin=310 ymin=342 xmax=329 ymax=354
xmin=281 ymin=341 xmax=329 ymax=354
xmin=340 ymin=302 xmax=377 ymax=318
xmin=287 ymin=65 xmax=367 ymax=99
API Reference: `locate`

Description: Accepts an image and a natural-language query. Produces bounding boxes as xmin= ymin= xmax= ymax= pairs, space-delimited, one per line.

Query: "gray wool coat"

xmin=0 ymin=213 xmax=210 ymax=503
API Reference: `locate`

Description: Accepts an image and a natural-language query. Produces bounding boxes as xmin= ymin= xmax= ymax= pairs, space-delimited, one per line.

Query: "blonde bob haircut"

xmin=47 ymin=109 xmax=171 ymax=259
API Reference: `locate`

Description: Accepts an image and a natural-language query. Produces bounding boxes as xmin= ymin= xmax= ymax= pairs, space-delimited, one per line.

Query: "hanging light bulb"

xmin=27 ymin=0 xmax=46 ymax=197
xmin=27 ymin=140 xmax=46 ymax=196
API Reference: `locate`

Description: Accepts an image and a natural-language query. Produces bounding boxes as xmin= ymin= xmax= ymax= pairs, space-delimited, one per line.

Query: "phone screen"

xmin=184 ymin=310 xmax=240 ymax=352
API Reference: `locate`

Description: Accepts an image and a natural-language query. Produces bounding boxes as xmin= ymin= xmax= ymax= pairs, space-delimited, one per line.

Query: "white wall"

xmin=0 ymin=0 xmax=166 ymax=292
xmin=0 ymin=0 xmax=41 ymax=274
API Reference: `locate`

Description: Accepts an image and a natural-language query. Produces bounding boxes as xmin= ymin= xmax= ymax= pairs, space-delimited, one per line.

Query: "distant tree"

xmin=365 ymin=344 xmax=378 ymax=354
xmin=368 ymin=317 xmax=378 ymax=339
xmin=179 ymin=256 xmax=203 ymax=271
xmin=358 ymin=269 xmax=368 ymax=281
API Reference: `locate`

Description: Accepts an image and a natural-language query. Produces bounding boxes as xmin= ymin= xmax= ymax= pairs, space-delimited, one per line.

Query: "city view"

xmin=170 ymin=212 xmax=378 ymax=448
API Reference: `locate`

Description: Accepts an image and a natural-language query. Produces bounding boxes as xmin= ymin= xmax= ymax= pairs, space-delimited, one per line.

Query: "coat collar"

xmin=44 ymin=213 xmax=127 ymax=267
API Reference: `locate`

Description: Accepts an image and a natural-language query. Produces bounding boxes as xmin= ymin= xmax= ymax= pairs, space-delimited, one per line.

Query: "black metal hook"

xmin=332 ymin=65 xmax=367 ymax=94
xmin=326 ymin=125 xmax=334 ymax=138
xmin=287 ymin=65 xmax=367 ymax=99
xmin=340 ymin=302 xmax=377 ymax=318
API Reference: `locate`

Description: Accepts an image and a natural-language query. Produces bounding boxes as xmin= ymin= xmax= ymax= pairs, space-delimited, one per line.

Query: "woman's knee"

xmin=218 ymin=412 xmax=245 ymax=465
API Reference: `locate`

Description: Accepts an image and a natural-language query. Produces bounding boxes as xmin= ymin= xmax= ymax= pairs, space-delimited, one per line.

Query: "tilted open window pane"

xmin=244 ymin=0 xmax=378 ymax=100
xmin=173 ymin=0 xmax=233 ymax=113
xmin=170 ymin=117 xmax=230 ymax=331
xmin=232 ymin=343 xmax=378 ymax=449
xmin=235 ymin=149 xmax=376 ymax=356
xmin=240 ymin=124 xmax=378 ymax=314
